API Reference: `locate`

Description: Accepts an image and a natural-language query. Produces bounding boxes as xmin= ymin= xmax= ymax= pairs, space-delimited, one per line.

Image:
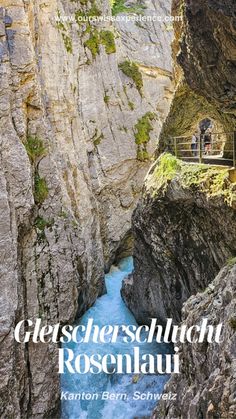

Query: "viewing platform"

xmin=168 ymin=131 xmax=236 ymax=168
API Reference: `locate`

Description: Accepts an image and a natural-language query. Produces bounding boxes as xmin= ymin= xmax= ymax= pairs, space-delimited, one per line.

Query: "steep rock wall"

xmin=120 ymin=2 xmax=236 ymax=418
xmin=177 ymin=0 xmax=236 ymax=114
xmin=121 ymin=154 xmax=236 ymax=325
xmin=153 ymin=262 xmax=236 ymax=419
xmin=0 ymin=0 xmax=173 ymax=417
xmin=159 ymin=0 xmax=236 ymax=153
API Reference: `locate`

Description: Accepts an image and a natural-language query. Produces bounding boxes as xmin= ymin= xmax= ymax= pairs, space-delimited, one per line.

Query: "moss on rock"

xmin=84 ymin=29 xmax=116 ymax=58
xmin=134 ymin=112 xmax=156 ymax=145
xmin=111 ymin=0 xmax=145 ymax=16
xmin=134 ymin=112 xmax=156 ymax=161
xmin=56 ymin=10 xmax=73 ymax=54
xmin=34 ymin=174 xmax=49 ymax=204
xmin=100 ymin=30 xmax=116 ymax=54
xmin=25 ymin=136 xmax=47 ymax=164
xmin=146 ymin=153 xmax=236 ymax=206
xmin=104 ymin=92 xmax=110 ymax=105
xmin=34 ymin=217 xmax=53 ymax=231
xmin=118 ymin=61 xmax=143 ymax=95
xmin=84 ymin=29 xmax=100 ymax=58
xmin=137 ymin=149 xmax=149 ymax=161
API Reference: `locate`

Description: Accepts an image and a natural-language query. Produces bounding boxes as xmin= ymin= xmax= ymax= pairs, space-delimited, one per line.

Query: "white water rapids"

xmin=61 ymin=257 xmax=171 ymax=419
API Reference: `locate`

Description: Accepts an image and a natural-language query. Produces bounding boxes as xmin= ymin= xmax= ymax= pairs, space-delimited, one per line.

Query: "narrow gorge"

xmin=0 ymin=0 xmax=173 ymax=417
xmin=122 ymin=0 xmax=236 ymax=417
xmin=0 ymin=0 xmax=235 ymax=419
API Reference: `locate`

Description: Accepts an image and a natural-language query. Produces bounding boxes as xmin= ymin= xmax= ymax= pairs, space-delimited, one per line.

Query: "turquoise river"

xmin=61 ymin=257 xmax=171 ymax=419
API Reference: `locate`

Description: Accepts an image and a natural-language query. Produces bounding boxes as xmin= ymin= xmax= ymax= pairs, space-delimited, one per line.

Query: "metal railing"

xmin=169 ymin=131 xmax=236 ymax=167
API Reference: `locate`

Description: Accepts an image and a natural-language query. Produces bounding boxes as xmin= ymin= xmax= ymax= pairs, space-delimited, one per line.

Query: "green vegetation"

xmin=181 ymin=165 xmax=236 ymax=205
xmin=227 ymin=257 xmax=236 ymax=267
xmin=84 ymin=29 xmax=116 ymax=58
xmin=56 ymin=10 xmax=73 ymax=54
xmin=110 ymin=0 xmax=145 ymax=16
xmin=34 ymin=216 xmax=53 ymax=231
xmin=84 ymin=29 xmax=100 ymax=58
xmin=87 ymin=3 xmax=101 ymax=17
xmin=146 ymin=153 xmax=236 ymax=205
xmin=92 ymin=129 xmax=104 ymax=146
xmin=119 ymin=61 xmax=143 ymax=95
xmin=137 ymin=149 xmax=149 ymax=161
xmin=59 ymin=210 xmax=68 ymax=219
xmin=94 ymin=134 xmax=104 ymax=146
xmin=56 ymin=19 xmax=66 ymax=32
xmin=122 ymin=85 xmax=135 ymax=110
xmin=147 ymin=153 xmax=181 ymax=188
xmin=100 ymin=30 xmax=116 ymax=54
xmin=74 ymin=10 xmax=85 ymax=24
xmin=128 ymin=100 xmax=135 ymax=110
xmin=134 ymin=112 xmax=156 ymax=145
xmin=25 ymin=136 xmax=47 ymax=164
xmin=156 ymin=153 xmax=181 ymax=180
xmin=74 ymin=4 xmax=116 ymax=58
xmin=34 ymin=216 xmax=54 ymax=242
xmin=104 ymin=92 xmax=110 ymax=105
xmin=62 ymin=33 xmax=73 ymax=54
xmin=74 ymin=0 xmax=101 ymax=22
xmin=134 ymin=112 xmax=156 ymax=161
xmin=34 ymin=174 xmax=49 ymax=204
xmin=24 ymin=136 xmax=49 ymax=205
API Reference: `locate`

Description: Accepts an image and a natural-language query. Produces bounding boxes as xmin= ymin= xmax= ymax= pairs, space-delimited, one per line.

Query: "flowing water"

xmin=61 ymin=257 xmax=171 ymax=419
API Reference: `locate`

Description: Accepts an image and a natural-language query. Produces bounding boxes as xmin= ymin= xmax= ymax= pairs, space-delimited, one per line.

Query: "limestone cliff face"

xmin=177 ymin=0 xmax=236 ymax=114
xmin=121 ymin=2 xmax=236 ymax=418
xmin=153 ymin=262 xmax=236 ymax=419
xmin=0 ymin=0 xmax=173 ymax=417
xmin=159 ymin=0 xmax=236 ymax=150
xmin=121 ymin=154 xmax=236 ymax=325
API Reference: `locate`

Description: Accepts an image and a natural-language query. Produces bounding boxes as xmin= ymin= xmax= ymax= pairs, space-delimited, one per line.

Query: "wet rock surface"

xmin=121 ymin=156 xmax=236 ymax=325
xmin=152 ymin=263 xmax=236 ymax=419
